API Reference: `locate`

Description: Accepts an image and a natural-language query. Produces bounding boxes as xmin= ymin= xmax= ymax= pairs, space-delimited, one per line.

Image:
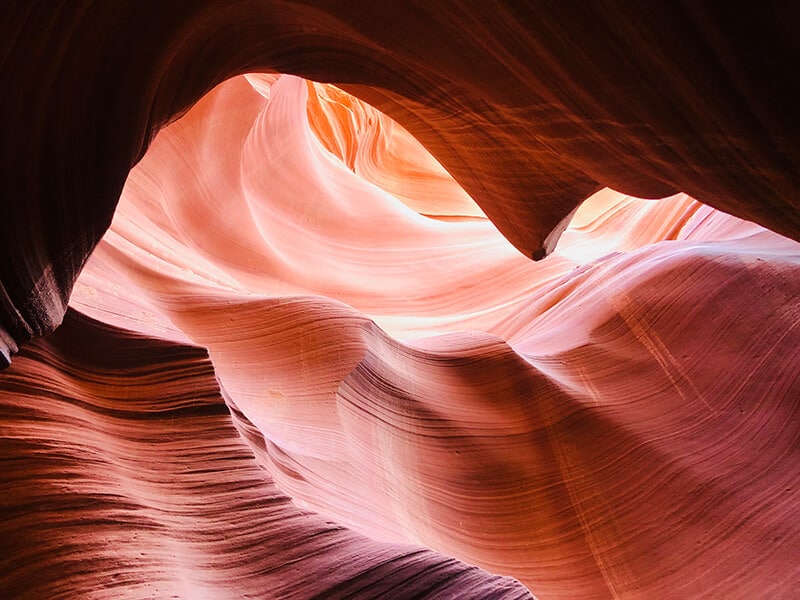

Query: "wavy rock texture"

xmin=2 ymin=2 xmax=800 ymax=359
xmin=2 ymin=3 xmax=800 ymax=599
xmin=62 ymin=73 xmax=800 ymax=599
xmin=0 ymin=309 xmax=529 ymax=599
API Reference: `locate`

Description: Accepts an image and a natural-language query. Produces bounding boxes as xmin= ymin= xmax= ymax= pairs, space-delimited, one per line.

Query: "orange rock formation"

xmin=2 ymin=4 xmax=799 ymax=599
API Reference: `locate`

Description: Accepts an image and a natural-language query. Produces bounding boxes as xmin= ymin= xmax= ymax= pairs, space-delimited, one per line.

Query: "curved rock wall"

xmin=63 ymin=73 xmax=800 ymax=598
xmin=2 ymin=2 xmax=799 ymax=359
xmin=2 ymin=4 xmax=800 ymax=599
xmin=0 ymin=310 xmax=530 ymax=599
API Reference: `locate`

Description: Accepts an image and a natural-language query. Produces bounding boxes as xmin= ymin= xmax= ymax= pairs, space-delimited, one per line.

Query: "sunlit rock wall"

xmin=22 ymin=73 xmax=800 ymax=598
xmin=2 ymin=3 xmax=800 ymax=599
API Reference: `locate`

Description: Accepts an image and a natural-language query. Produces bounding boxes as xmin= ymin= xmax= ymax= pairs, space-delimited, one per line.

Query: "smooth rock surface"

xmin=2 ymin=2 xmax=799 ymax=358
xmin=2 ymin=4 xmax=800 ymax=599
xmin=64 ymin=74 xmax=800 ymax=598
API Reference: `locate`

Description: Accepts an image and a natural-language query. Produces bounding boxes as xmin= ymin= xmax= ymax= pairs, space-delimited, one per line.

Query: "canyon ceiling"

xmin=1 ymin=3 xmax=799 ymax=599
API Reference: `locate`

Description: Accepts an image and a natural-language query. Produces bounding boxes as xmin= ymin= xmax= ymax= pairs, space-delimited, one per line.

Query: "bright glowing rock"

xmin=2 ymin=4 xmax=800 ymax=598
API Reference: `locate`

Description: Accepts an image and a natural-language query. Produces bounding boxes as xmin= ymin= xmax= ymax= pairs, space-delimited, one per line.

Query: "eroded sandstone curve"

xmin=2 ymin=2 xmax=800 ymax=360
xmin=0 ymin=309 xmax=532 ymax=599
xmin=54 ymin=72 xmax=800 ymax=598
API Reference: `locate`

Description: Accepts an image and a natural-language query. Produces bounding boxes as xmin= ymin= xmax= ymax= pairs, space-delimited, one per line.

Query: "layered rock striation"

xmin=2 ymin=2 xmax=799 ymax=360
xmin=2 ymin=3 xmax=800 ymax=599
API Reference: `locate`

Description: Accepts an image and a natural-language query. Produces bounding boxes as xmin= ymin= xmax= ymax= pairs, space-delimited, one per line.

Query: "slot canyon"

xmin=2 ymin=3 xmax=799 ymax=599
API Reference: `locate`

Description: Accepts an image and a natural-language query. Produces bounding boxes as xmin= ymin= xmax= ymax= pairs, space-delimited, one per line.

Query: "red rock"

xmin=2 ymin=4 xmax=800 ymax=598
